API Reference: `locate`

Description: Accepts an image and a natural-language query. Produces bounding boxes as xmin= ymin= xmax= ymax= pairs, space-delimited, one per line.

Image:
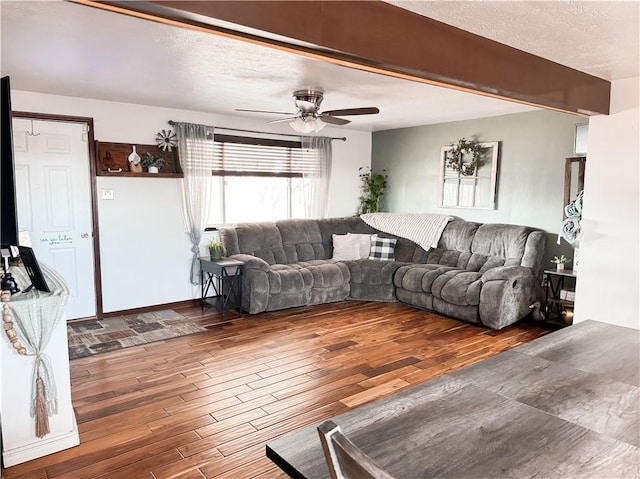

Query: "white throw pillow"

xmin=331 ymin=234 xmax=360 ymax=260
xmin=347 ymin=233 xmax=378 ymax=259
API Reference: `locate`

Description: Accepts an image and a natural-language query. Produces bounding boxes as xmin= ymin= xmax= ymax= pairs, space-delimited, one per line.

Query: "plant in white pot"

xmin=141 ymin=152 xmax=167 ymax=173
xmin=550 ymin=255 xmax=571 ymax=272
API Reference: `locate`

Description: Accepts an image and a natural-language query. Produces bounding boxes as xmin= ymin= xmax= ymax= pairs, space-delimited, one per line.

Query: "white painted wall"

xmin=573 ymin=77 xmax=640 ymax=329
xmin=11 ymin=91 xmax=372 ymax=312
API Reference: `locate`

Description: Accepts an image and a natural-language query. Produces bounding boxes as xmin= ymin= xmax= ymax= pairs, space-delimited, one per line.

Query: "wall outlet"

xmin=101 ymin=188 xmax=114 ymax=200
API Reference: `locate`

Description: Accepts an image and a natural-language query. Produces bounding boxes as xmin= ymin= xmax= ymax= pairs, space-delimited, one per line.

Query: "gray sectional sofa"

xmin=219 ymin=216 xmax=546 ymax=330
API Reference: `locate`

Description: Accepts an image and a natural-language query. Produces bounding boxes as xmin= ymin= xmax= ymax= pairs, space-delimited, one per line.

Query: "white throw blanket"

xmin=360 ymin=213 xmax=453 ymax=251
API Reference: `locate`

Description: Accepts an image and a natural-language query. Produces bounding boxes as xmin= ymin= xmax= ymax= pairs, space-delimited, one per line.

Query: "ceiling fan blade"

xmin=235 ymin=108 xmax=296 ymax=115
xmin=322 ymin=107 xmax=380 ymax=116
xmin=268 ymin=116 xmax=301 ymax=124
xmin=319 ymin=115 xmax=351 ymax=126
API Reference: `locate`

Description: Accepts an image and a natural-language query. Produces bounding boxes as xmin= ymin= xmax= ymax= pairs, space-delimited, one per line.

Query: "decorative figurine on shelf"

xmin=101 ymin=151 xmax=116 ymax=169
xmin=156 ymin=129 xmax=178 ymax=151
xmin=128 ymin=145 xmax=143 ymax=173
xmin=550 ymin=255 xmax=571 ymax=272
xmin=141 ymin=152 xmax=167 ymax=173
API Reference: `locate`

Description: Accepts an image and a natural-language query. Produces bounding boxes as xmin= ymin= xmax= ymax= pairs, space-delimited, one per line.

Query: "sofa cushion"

xmin=348 ymin=259 xmax=406 ymax=286
xmin=436 ymin=271 xmax=483 ymax=306
xmin=276 ymin=219 xmax=326 ymax=262
xmin=471 ymin=224 xmax=532 ymax=267
xmin=331 ymin=234 xmax=361 ymax=261
xmin=268 ymin=264 xmax=314 ymax=294
xmin=347 ymin=259 xmax=405 ymax=302
xmin=395 ymin=264 xmax=481 ymax=306
xmin=223 ymin=222 xmax=287 ymax=265
xmin=425 ymin=249 xmax=472 ymax=269
xmin=349 ymin=233 xmax=377 ymax=258
xmin=292 ymin=260 xmax=351 ymax=305
xmin=317 ymin=217 xmax=377 ymax=257
xmin=438 ymin=220 xmax=480 ymax=252
xmin=394 ymin=264 xmax=456 ymax=292
xmin=290 ymin=260 xmax=350 ymax=288
xmin=369 ymin=237 xmax=397 ymax=261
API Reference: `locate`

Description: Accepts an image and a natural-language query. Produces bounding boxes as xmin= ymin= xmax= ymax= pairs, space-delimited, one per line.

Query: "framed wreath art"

xmin=445 ymin=137 xmax=484 ymax=176
xmin=439 ymin=139 xmax=500 ymax=210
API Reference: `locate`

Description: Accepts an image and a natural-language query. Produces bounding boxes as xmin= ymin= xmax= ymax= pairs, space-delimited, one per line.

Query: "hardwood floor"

xmin=3 ymin=301 xmax=552 ymax=479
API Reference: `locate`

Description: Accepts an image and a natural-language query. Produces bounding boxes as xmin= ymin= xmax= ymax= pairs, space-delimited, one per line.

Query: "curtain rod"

xmin=168 ymin=121 xmax=346 ymax=141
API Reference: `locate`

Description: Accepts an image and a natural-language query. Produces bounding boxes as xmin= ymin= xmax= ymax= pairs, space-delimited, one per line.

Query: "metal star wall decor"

xmin=155 ymin=129 xmax=178 ymax=151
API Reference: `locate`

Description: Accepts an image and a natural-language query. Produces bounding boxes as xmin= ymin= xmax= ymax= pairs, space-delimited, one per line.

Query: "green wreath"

xmin=446 ymin=138 xmax=483 ymax=176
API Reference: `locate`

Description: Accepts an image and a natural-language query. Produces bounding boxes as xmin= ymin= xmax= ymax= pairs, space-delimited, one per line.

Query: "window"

xmin=191 ymin=134 xmax=321 ymax=225
xmin=438 ymin=141 xmax=499 ymax=210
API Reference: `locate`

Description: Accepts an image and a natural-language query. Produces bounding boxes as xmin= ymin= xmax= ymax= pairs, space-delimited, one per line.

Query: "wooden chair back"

xmin=317 ymin=420 xmax=396 ymax=479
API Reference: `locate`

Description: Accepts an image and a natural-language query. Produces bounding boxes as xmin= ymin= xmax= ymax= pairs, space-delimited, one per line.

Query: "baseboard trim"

xmin=2 ymin=418 xmax=80 ymax=467
xmin=102 ymin=299 xmax=200 ymax=319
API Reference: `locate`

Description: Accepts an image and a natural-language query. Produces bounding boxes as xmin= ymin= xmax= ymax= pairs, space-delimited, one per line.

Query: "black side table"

xmin=199 ymin=257 xmax=244 ymax=318
xmin=543 ymin=268 xmax=577 ymax=326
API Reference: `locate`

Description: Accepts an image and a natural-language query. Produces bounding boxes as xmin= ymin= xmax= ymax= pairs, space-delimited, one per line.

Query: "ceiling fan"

xmin=236 ymin=90 xmax=380 ymax=133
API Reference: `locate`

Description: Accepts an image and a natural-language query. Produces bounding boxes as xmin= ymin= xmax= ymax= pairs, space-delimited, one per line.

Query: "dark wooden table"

xmin=267 ymin=320 xmax=640 ymax=478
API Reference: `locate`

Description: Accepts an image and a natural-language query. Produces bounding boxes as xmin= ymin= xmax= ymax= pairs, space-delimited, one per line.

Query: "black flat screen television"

xmin=1 ymin=76 xmax=19 ymax=251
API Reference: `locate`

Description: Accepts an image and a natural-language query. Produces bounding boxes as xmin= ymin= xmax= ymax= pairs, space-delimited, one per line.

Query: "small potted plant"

xmin=208 ymin=239 xmax=226 ymax=260
xmin=550 ymin=254 xmax=571 ymax=272
xmin=141 ymin=152 xmax=167 ymax=173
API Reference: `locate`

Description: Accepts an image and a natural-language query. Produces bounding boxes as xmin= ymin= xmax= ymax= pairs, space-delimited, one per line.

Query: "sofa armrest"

xmin=479 ymin=266 xmax=543 ymax=329
xmin=228 ymin=254 xmax=270 ymax=272
xmin=227 ymin=254 xmax=270 ymax=313
xmin=481 ymin=265 xmax=534 ymax=283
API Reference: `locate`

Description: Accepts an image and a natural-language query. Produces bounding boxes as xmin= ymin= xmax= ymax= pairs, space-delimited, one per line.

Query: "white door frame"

xmin=14 ymin=111 xmax=103 ymax=320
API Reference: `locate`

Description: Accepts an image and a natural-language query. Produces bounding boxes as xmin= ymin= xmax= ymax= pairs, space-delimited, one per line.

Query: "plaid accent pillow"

xmin=368 ymin=237 xmax=397 ymax=261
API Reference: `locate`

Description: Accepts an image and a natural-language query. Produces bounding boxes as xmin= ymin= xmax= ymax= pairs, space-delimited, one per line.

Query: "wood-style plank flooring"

xmin=3 ymin=301 xmax=552 ymax=479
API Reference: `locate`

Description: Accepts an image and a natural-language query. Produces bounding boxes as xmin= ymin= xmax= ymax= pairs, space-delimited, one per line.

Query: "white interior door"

xmin=13 ymin=118 xmax=96 ymax=320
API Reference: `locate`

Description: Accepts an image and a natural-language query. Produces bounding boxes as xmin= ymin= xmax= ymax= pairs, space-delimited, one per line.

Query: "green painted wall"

xmin=371 ymin=109 xmax=585 ymax=261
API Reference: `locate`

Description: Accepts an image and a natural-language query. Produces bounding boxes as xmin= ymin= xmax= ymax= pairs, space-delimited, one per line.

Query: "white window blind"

xmin=210 ymin=134 xmax=321 ymax=177
xmin=183 ymin=133 xmax=326 ymax=224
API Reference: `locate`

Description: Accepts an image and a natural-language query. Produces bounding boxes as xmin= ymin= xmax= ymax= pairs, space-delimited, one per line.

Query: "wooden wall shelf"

xmin=95 ymin=141 xmax=184 ymax=178
xmin=97 ymin=171 xmax=183 ymax=178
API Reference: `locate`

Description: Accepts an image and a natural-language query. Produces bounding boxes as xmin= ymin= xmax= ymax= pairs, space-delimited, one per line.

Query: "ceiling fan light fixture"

xmin=238 ymin=90 xmax=378 ymax=132
xmin=289 ymin=116 xmax=326 ymax=134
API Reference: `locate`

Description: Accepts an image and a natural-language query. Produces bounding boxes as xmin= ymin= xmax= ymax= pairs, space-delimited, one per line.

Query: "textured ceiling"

xmin=386 ymin=0 xmax=640 ymax=81
xmin=1 ymin=1 xmax=638 ymax=132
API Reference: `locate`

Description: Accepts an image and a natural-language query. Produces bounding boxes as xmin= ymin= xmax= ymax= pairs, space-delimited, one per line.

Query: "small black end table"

xmin=199 ymin=257 xmax=244 ymax=318
xmin=543 ymin=268 xmax=577 ymax=326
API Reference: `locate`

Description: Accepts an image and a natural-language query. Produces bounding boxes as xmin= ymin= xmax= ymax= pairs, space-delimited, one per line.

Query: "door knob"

xmin=81 ymin=232 xmax=89 ymax=239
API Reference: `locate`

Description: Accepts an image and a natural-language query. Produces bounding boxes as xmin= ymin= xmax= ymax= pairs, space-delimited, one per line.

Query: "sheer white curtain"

xmin=301 ymin=136 xmax=332 ymax=218
xmin=174 ymin=122 xmax=215 ymax=284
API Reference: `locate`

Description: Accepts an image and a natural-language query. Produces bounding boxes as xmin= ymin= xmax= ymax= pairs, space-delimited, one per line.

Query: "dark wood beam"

xmin=74 ymin=0 xmax=610 ymax=116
